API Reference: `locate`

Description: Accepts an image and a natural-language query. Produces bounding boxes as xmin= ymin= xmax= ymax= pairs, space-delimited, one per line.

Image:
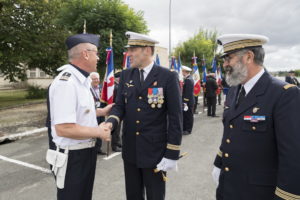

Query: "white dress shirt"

xmin=243 ymin=68 xmax=265 ymax=96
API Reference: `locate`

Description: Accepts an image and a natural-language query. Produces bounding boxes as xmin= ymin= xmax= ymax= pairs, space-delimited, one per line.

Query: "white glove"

xmin=183 ymin=103 xmax=188 ymax=111
xmin=156 ymin=157 xmax=178 ymax=172
xmin=212 ymin=166 xmax=221 ymax=185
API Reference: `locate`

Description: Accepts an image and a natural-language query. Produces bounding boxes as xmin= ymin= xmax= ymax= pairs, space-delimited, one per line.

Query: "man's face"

xmin=223 ymin=52 xmax=248 ymax=86
xmin=91 ymin=75 xmax=100 ymax=87
xmin=127 ymin=47 xmax=149 ymax=68
xmin=182 ymin=70 xmax=189 ymax=78
xmin=85 ymin=44 xmax=99 ymax=72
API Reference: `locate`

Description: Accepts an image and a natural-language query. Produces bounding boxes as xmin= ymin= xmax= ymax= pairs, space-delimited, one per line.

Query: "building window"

xmin=39 ymin=71 xmax=46 ymax=78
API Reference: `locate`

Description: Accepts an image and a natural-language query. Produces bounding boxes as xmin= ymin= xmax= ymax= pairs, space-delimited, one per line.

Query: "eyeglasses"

xmin=222 ymin=54 xmax=235 ymax=63
xmin=86 ymin=49 xmax=99 ymax=56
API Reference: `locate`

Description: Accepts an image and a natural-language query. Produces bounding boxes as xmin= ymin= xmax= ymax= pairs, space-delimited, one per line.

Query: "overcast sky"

xmin=123 ymin=0 xmax=300 ymax=71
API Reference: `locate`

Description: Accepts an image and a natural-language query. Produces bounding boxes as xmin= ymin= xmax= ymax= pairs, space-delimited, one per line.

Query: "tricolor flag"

xmin=170 ymin=56 xmax=177 ymax=71
xmin=122 ymin=52 xmax=130 ymax=69
xmin=177 ymin=54 xmax=184 ymax=90
xmin=155 ymin=54 xmax=160 ymax=66
xmin=211 ymin=57 xmax=217 ymax=78
xmin=192 ymin=55 xmax=201 ymax=96
xmin=101 ymin=47 xmax=114 ymax=104
xmin=202 ymin=56 xmax=207 ymax=83
xmin=216 ymin=64 xmax=222 ymax=85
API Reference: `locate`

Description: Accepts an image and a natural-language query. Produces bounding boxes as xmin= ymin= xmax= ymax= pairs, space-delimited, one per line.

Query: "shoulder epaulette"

xmin=283 ymin=84 xmax=296 ymax=90
xmin=59 ymin=72 xmax=71 ymax=81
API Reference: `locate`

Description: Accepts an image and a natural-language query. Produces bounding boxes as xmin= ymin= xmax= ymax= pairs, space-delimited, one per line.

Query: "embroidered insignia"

xmin=59 ymin=72 xmax=71 ymax=81
xmin=129 ymin=80 xmax=133 ymax=83
xmin=126 ymin=83 xmax=134 ymax=87
xmin=153 ymin=81 xmax=157 ymax=86
xmin=253 ymin=107 xmax=260 ymax=113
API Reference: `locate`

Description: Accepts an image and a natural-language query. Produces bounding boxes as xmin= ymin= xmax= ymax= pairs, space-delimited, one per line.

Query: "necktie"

xmin=140 ymin=69 xmax=144 ymax=85
xmin=236 ymin=85 xmax=246 ymax=107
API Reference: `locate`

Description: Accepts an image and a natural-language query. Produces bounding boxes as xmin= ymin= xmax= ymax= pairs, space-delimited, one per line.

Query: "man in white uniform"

xmin=48 ymin=33 xmax=111 ymax=200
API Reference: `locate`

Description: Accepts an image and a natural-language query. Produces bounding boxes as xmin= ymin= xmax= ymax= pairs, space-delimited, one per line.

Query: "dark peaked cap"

xmin=65 ymin=34 xmax=100 ymax=50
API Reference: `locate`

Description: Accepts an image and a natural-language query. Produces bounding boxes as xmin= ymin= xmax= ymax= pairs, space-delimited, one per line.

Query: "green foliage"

xmin=26 ymin=85 xmax=47 ymax=99
xmin=56 ymin=0 xmax=149 ymax=76
xmin=0 ymin=0 xmax=69 ymax=82
xmin=174 ymin=29 xmax=219 ymax=71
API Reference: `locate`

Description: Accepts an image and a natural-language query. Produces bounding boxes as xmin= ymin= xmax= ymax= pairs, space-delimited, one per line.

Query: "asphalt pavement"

xmin=0 ymin=102 xmax=224 ymax=200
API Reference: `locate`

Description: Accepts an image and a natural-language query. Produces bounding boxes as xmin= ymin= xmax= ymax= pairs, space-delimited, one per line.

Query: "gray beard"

xmin=225 ymin=60 xmax=248 ymax=86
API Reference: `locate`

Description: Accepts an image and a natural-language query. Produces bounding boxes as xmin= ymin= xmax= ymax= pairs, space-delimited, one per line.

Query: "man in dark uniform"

xmin=212 ymin=34 xmax=300 ymax=200
xmin=104 ymin=31 xmax=183 ymax=200
xmin=285 ymin=70 xmax=299 ymax=87
xmin=205 ymin=73 xmax=218 ymax=117
xmin=181 ymin=65 xmax=195 ymax=135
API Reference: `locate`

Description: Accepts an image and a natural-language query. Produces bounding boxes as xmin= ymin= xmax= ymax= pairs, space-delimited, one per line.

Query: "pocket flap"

xmin=46 ymin=149 xmax=68 ymax=168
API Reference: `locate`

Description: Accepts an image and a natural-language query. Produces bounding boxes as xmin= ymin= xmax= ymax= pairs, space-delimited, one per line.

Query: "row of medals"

xmin=147 ymin=94 xmax=164 ymax=108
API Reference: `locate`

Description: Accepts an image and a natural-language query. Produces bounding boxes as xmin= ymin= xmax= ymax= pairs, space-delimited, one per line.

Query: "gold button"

xmin=229 ymin=124 xmax=233 ymax=129
xmin=252 ymin=126 xmax=256 ymax=130
xmin=136 ymin=132 xmax=140 ymax=135
xmin=224 ymin=153 xmax=229 ymax=158
xmin=137 ymin=108 xmax=141 ymax=112
xmin=136 ymin=120 xmax=140 ymax=124
xmin=225 ymin=167 xmax=230 ymax=172
xmin=226 ymin=139 xmax=231 ymax=143
xmin=139 ymin=96 xmax=142 ymax=100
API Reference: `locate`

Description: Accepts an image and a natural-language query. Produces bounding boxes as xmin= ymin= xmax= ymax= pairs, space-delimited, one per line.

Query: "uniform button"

xmin=224 ymin=153 xmax=229 ymax=158
xmin=252 ymin=126 xmax=256 ymax=130
xmin=136 ymin=132 xmax=140 ymax=135
xmin=225 ymin=167 xmax=230 ymax=172
xmin=229 ymin=124 xmax=233 ymax=129
xmin=139 ymin=96 xmax=142 ymax=100
xmin=137 ymin=108 xmax=141 ymax=112
xmin=226 ymin=139 xmax=231 ymax=143
xmin=136 ymin=120 xmax=140 ymax=124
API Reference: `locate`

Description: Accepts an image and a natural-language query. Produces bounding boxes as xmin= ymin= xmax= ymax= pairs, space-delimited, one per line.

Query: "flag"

xmin=101 ymin=47 xmax=114 ymax=104
xmin=155 ymin=54 xmax=160 ymax=66
xmin=177 ymin=54 xmax=184 ymax=90
xmin=216 ymin=64 xmax=222 ymax=85
xmin=122 ymin=52 xmax=130 ymax=69
xmin=202 ymin=56 xmax=207 ymax=83
xmin=192 ymin=55 xmax=201 ymax=96
xmin=170 ymin=56 xmax=177 ymax=71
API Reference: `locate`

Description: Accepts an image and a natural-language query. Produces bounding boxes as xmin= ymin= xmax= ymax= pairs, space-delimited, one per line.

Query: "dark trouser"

xmin=112 ymin=122 xmax=121 ymax=149
xmin=57 ymin=147 xmax=97 ymax=200
xmin=193 ymin=96 xmax=199 ymax=113
xmin=207 ymin=96 xmax=217 ymax=116
xmin=218 ymin=93 xmax=222 ymax=105
xmin=183 ymin=105 xmax=194 ymax=133
xmin=123 ymin=160 xmax=166 ymax=200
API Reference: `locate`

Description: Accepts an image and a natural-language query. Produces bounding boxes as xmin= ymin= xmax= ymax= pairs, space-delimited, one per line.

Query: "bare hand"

xmin=98 ymin=122 xmax=111 ymax=141
xmin=96 ymin=103 xmax=115 ymax=116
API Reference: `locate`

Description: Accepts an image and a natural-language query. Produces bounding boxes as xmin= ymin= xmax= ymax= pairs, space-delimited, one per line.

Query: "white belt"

xmin=59 ymin=140 xmax=96 ymax=151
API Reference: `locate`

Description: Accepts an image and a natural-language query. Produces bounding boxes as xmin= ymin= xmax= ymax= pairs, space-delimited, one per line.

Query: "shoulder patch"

xmin=59 ymin=72 xmax=71 ymax=81
xmin=283 ymin=84 xmax=296 ymax=90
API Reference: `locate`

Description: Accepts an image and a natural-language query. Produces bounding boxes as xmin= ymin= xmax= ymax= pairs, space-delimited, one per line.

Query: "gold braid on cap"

xmin=128 ymin=39 xmax=155 ymax=47
xmin=224 ymin=39 xmax=263 ymax=53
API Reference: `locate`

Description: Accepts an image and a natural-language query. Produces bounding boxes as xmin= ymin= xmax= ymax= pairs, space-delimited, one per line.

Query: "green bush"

xmin=26 ymin=85 xmax=47 ymax=99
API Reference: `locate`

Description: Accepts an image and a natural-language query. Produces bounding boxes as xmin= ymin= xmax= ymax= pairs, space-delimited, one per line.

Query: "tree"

xmin=173 ymin=29 xmax=219 ymax=71
xmin=56 ymin=0 xmax=149 ymax=75
xmin=0 ymin=0 xmax=69 ymax=82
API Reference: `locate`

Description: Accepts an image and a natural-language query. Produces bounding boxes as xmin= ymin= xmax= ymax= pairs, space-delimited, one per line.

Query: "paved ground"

xmin=0 ymin=101 xmax=224 ymax=200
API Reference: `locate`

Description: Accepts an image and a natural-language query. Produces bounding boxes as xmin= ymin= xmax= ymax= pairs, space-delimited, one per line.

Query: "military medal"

xmin=153 ymin=81 xmax=157 ymax=86
xmin=148 ymin=88 xmax=154 ymax=104
xmin=157 ymin=104 xmax=162 ymax=108
xmin=253 ymin=107 xmax=260 ymax=113
xmin=151 ymin=104 xmax=156 ymax=108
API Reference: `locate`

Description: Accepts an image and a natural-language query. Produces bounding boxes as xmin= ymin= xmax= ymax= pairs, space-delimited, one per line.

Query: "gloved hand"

xmin=211 ymin=166 xmax=221 ymax=185
xmin=156 ymin=157 xmax=178 ymax=171
xmin=183 ymin=103 xmax=188 ymax=111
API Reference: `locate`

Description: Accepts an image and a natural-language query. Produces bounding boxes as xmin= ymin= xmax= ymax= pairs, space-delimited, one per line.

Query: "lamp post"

xmin=169 ymin=0 xmax=172 ymax=64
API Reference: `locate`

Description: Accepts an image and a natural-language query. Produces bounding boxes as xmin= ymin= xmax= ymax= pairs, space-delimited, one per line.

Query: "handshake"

xmin=97 ymin=122 xmax=113 ymax=142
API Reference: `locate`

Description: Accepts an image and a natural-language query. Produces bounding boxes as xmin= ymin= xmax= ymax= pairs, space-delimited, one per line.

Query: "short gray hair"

xmin=237 ymin=47 xmax=265 ymax=66
xmin=90 ymin=72 xmax=99 ymax=78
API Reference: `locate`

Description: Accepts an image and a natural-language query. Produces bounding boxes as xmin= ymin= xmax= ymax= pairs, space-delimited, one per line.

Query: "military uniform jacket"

xmin=107 ymin=64 xmax=183 ymax=168
xmin=182 ymin=75 xmax=195 ymax=108
xmin=214 ymin=72 xmax=300 ymax=200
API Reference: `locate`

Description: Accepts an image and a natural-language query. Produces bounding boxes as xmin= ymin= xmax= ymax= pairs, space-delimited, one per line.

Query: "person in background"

xmin=285 ymin=70 xmax=299 ymax=87
xmin=181 ymin=65 xmax=195 ymax=135
xmin=205 ymin=73 xmax=218 ymax=117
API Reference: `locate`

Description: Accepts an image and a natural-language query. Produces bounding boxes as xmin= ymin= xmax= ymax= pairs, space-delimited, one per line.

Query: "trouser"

xmin=218 ymin=93 xmax=222 ymax=105
xmin=207 ymin=96 xmax=217 ymax=116
xmin=57 ymin=147 xmax=97 ymax=200
xmin=193 ymin=96 xmax=199 ymax=113
xmin=183 ymin=106 xmax=194 ymax=133
xmin=123 ymin=160 xmax=166 ymax=200
xmin=112 ymin=122 xmax=121 ymax=148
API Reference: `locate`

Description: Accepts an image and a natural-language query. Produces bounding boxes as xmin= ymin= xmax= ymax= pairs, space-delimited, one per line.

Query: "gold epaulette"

xmin=59 ymin=72 xmax=71 ymax=81
xmin=167 ymin=143 xmax=180 ymax=151
xmin=275 ymin=187 xmax=300 ymax=200
xmin=283 ymin=84 xmax=296 ymax=90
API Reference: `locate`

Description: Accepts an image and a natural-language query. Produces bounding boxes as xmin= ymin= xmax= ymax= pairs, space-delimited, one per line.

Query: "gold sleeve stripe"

xmin=275 ymin=187 xmax=300 ymax=200
xmin=107 ymin=115 xmax=120 ymax=125
xmin=167 ymin=144 xmax=180 ymax=151
xmin=217 ymin=150 xmax=223 ymax=157
xmin=183 ymin=98 xmax=190 ymax=101
xmin=284 ymin=84 xmax=296 ymax=90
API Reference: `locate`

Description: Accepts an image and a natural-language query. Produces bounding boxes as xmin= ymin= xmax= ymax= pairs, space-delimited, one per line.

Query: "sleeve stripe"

xmin=275 ymin=187 xmax=300 ymax=200
xmin=107 ymin=115 xmax=120 ymax=124
xmin=217 ymin=150 xmax=223 ymax=157
xmin=167 ymin=144 xmax=180 ymax=151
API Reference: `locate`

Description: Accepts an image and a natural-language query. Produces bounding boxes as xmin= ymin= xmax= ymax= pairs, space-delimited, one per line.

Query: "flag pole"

xmin=106 ymin=29 xmax=113 ymax=157
xmin=83 ymin=19 xmax=86 ymax=34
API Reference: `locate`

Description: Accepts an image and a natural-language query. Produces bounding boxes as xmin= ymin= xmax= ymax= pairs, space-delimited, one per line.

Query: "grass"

xmin=0 ymin=89 xmax=45 ymax=109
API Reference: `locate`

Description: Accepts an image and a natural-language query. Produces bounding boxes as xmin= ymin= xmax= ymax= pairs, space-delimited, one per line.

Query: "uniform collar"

xmin=243 ymin=68 xmax=265 ymax=95
xmin=70 ymin=63 xmax=90 ymax=78
xmin=62 ymin=64 xmax=90 ymax=85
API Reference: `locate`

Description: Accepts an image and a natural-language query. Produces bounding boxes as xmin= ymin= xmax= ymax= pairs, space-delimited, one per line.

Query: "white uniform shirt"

xmin=49 ymin=64 xmax=97 ymax=147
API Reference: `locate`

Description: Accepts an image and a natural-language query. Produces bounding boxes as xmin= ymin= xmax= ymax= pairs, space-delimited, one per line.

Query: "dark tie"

xmin=236 ymin=85 xmax=246 ymax=107
xmin=139 ymin=69 xmax=144 ymax=85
